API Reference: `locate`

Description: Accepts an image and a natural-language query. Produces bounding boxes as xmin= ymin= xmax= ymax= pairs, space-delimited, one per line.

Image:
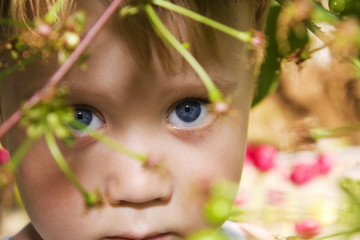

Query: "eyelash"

xmin=166 ymin=97 xmax=215 ymax=137
xmin=69 ymin=104 xmax=105 ymax=143
xmin=167 ymin=97 xmax=210 ymax=115
xmin=68 ymin=97 xmax=213 ymax=145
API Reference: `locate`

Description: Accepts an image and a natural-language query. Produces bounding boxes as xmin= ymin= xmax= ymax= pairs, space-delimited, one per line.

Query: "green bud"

xmin=58 ymin=49 xmax=70 ymax=64
xmin=46 ymin=113 xmax=61 ymax=127
xmin=14 ymin=41 xmax=29 ymax=52
xmin=329 ymin=0 xmax=346 ymax=13
xmin=204 ymin=196 xmax=232 ymax=224
xmin=63 ymin=31 xmax=80 ymax=50
xmin=26 ymin=125 xmax=44 ymax=138
xmin=119 ymin=6 xmax=140 ymax=18
xmin=10 ymin=50 xmax=18 ymax=60
xmin=84 ymin=191 xmax=100 ymax=207
xmin=26 ymin=107 xmax=46 ymax=121
xmin=182 ymin=42 xmax=190 ymax=50
xmin=54 ymin=125 xmax=71 ymax=139
xmin=60 ymin=109 xmax=75 ymax=123
xmin=71 ymin=10 xmax=86 ymax=32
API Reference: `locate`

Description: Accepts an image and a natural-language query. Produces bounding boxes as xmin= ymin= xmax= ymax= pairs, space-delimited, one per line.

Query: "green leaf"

xmin=341 ymin=0 xmax=360 ymax=21
xmin=312 ymin=2 xmax=340 ymax=23
xmin=252 ymin=4 xmax=282 ymax=107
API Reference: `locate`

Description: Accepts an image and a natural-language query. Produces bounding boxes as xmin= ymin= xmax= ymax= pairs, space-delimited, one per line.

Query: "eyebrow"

xmin=160 ymin=74 xmax=241 ymax=99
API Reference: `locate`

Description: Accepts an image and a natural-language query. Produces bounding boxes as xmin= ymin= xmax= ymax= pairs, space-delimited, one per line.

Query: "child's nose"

xmin=105 ymin=150 xmax=173 ymax=206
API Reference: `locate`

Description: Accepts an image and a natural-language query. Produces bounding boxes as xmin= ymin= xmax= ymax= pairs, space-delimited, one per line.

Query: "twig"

xmin=274 ymin=0 xmax=331 ymax=43
xmin=152 ymin=0 xmax=253 ymax=44
xmin=144 ymin=3 xmax=223 ymax=103
xmin=0 ymin=0 xmax=124 ymax=139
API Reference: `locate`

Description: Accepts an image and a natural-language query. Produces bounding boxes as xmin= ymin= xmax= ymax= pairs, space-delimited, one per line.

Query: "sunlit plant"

xmin=0 ymin=0 xmax=360 ymax=239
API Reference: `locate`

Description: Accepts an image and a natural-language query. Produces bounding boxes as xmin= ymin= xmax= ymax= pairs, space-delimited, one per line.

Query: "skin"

xmin=0 ymin=1 xmax=260 ymax=239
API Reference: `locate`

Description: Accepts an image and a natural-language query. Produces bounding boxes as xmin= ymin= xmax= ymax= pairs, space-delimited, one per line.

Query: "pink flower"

xmin=35 ymin=23 xmax=53 ymax=37
xmin=316 ymin=153 xmax=334 ymax=175
xmin=244 ymin=144 xmax=256 ymax=164
xmin=251 ymin=31 xmax=265 ymax=47
xmin=290 ymin=162 xmax=318 ymax=185
xmin=295 ymin=219 xmax=321 ymax=239
xmin=0 ymin=148 xmax=9 ymax=164
xmin=252 ymin=145 xmax=277 ymax=172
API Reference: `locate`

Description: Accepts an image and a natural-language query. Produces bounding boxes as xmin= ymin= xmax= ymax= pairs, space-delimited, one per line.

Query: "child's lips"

xmin=103 ymin=232 xmax=181 ymax=240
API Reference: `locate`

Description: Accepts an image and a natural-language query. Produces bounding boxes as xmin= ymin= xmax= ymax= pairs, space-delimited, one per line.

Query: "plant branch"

xmin=152 ymin=0 xmax=253 ymax=44
xmin=71 ymin=120 xmax=148 ymax=163
xmin=6 ymin=136 xmax=38 ymax=171
xmin=274 ymin=0 xmax=331 ymax=43
xmin=144 ymin=3 xmax=223 ymax=103
xmin=45 ymin=130 xmax=87 ymax=196
xmin=0 ymin=0 xmax=124 ymax=139
xmin=92 ymin=131 xmax=148 ymax=163
xmin=310 ymin=122 xmax=360 ymax=140
xmin=0 ymin=54 xmax=41 ymax=80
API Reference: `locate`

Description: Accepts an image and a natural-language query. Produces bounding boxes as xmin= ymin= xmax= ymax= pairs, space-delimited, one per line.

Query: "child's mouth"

xmin=103 ymin=232 xmax=181 ymax=240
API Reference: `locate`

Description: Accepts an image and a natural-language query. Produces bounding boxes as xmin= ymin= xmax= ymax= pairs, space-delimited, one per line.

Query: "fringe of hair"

xmin=0 ymin=0 xmax=270 ymax=74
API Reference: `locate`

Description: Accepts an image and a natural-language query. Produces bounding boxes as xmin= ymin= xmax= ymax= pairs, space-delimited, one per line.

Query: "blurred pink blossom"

xmin=290 ymin=162 xmax=318 ymax=185
xmin=0 ymin=148 xmax=9 ymax=164
xmin=251 ymin=31 xmax=265 ymax=47
xmin=295 ymin=219 xmax=321 ymax=239
xmin=251 ymin=144 xmax=277 ymax=172
xmin=245 ymin=144 xmax=256 ymax=164
xmin=316 ymin=153 xmax=334 ymax=175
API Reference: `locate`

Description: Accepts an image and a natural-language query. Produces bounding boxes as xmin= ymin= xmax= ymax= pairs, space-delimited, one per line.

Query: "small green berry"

xmin=204 ymin=196 xmax=232 ymax=224
xmin=329 ymin=0 xmax=346 ymax=13
xmin=63 ymin=31 xmax=80 ymax=50
xmin=10 ymin=50 xmax=18 ymax=60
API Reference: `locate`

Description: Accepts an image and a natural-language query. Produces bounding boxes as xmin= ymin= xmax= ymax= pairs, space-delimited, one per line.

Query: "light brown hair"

xmin=0 ymin=0 xmax=270 ymax=73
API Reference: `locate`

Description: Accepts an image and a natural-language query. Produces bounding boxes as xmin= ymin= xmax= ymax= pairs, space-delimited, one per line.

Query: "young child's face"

xmin=1 ymin=1 xmax=256 ymax=239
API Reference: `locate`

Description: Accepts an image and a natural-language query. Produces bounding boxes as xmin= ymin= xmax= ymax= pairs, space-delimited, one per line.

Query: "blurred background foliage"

xmin=1 ymin=0 xmax=360 ymax=239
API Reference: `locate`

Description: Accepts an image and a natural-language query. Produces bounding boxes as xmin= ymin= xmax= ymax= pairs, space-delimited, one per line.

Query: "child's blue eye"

xmin=167 ymin=99 xmax=208 ymax=127
xmin=70 ymin=106 xmax=104 ymax=135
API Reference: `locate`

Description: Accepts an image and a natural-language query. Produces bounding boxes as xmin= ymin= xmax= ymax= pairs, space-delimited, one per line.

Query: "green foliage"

xmin=203 ymin=181 xmax=238 ymax=225
xmin=341 ymin=0 xmax=360 ymax=20
xmin=19 ymin=87 xmax=74 ymax=141
xmin=1 ymin=0 xmax=360 ymax=239
xmin=252 ymin=4 xmax=282 ymax=107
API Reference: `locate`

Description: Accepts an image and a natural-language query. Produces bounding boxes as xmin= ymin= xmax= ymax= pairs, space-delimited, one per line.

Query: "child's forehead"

xmin=1 ymin=0 xmax=262 ymax=104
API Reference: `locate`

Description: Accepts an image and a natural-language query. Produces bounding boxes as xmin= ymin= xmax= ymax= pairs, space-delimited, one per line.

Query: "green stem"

xmin=353 ymin=58 xmax=360 ymax=78
xmin=70 ymin=120 xmax=148 ymax=163
xmin=45 ymin=131 xmax=87 ymax=196
xmin=91 ymin=132 xmax=148 ymax=164
xmin=44 ymin=0 xmax=67 ymax=24
xmin=0 ymin=54 xmax=41 ymax=80
xmin=152 ymin=0 xmax=252 ymax=43
xmin=0 ymin=18 xmax=35 ymax=28
xmin=310 ymin=122 xmax=360 ymax=140
xmin=6 ymin=136 xmax=38 ymax=171
xmin=274 ymin=0 xmax=330 ymax=43
xmin=144 ymin=3 xmax=223 ymax=103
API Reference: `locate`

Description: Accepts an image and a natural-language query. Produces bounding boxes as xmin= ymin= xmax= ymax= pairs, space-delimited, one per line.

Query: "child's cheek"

xmin=15 ymin=137 xmax=87 ymax=235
